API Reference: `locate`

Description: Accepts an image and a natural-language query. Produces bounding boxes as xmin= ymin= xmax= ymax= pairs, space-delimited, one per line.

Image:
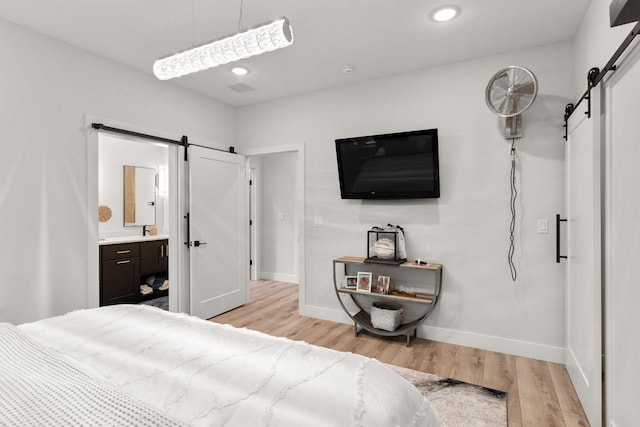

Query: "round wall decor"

xmin=98 ymin=205 xmax=112 ymax=222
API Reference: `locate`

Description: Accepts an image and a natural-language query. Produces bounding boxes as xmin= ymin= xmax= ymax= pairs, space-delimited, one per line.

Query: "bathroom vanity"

xmin=99 ymin=236 xmax=168 ymax=306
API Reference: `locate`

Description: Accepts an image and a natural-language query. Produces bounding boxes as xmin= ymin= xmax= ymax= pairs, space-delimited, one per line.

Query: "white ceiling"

xmin=0 ymin=0 xmax=590 ymax=107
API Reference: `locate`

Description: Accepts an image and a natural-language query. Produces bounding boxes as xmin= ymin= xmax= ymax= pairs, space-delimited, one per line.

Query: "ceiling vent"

xmin=227 ymin=82 xmax=255 ymax=93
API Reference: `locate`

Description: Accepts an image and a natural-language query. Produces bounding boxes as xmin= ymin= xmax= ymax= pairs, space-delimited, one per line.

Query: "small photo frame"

xmin=344 ymin=276 xmax=357 ymax=289
xmin=378 ymin=275 xmax=391 ymax=294
xmin=356 ymin=272 xmax=372 ymax=292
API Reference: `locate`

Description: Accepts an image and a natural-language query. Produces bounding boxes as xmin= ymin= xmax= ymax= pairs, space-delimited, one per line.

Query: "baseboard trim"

xmin=301 ymin=305 xmax=352 ymax=324
xmin=260 ymin=272 xmax=297 ymax=283
xmin=417 ymin=325 xmax=565 ymax=364
xmin=301 ymin=305 xmax=565 ymax=364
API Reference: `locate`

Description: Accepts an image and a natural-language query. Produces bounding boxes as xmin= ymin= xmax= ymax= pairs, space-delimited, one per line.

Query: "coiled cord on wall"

xmin=508 ymin=139 xmax=517 ymax=282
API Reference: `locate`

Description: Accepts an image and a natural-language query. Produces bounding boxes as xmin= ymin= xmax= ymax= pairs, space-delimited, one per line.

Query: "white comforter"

xmin=18 ymin=305 xmax=439 ymax=426
xmin=0 ymin=323 xmax=183 ymax=427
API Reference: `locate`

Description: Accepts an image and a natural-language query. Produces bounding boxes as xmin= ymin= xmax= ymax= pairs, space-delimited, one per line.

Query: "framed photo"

xmin=378 ymin=275 xmax=391 ymax=294
xmin=356 ymin=272 xmax=372 ymax=292
xmin=344 ymin=276 xmax=357 ymax=289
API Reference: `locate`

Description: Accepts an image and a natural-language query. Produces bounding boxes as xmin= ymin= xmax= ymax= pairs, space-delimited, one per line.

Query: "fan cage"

xmin=485 ymin=66 xmax=538 ymax=118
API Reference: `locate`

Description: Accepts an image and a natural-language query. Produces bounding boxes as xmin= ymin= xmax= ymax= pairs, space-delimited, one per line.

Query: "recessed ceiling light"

xmin=342 ymin=65 xmax=356 ymax=74
xmin=231 ymin=67 xmax=249 ymax=76
xmin=432 ymin=6 xmax=459 ymax=22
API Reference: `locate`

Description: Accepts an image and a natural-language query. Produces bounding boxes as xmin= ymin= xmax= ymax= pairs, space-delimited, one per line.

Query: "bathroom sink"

xmin=98 ymin=235 xmax=169 ymax=245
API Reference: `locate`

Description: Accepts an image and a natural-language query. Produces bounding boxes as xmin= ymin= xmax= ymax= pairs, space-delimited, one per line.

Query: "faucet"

xmin=142 ymin=225 xmax=150 ymax=236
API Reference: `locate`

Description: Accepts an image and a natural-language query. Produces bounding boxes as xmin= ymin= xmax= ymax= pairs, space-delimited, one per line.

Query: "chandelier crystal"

xmin=153 ymin=17 xmax=293 ymax=80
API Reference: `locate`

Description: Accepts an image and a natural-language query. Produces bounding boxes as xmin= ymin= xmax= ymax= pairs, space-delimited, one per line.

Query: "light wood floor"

xmin=211 ymin=280 xmax=589 ymax=426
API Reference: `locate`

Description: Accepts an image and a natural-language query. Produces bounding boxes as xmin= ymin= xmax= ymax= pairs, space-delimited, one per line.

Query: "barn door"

xmin=564 ymin=91 xmax=602 ymax=426
xmin=188 ymin=145 xmax=248 ymax=319
xmin=602 ymin=45 xmax=640 ymax=427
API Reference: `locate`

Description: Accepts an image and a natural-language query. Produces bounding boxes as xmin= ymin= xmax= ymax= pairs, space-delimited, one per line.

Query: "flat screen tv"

xmin=335 ymin=128 xmax=440 ymax=199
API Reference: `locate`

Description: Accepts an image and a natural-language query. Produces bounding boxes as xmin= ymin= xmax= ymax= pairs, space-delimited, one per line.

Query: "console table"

xmin=333 ymin=256 xmax=442 ymax=346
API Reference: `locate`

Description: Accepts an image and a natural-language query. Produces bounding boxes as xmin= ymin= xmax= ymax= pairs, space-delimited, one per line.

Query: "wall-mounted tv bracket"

xmin=562 ymin=21 xmax=640 ymax=140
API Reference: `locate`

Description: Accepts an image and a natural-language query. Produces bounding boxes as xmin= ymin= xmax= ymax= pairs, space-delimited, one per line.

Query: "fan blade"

xmin=513 ymin=81 xmax=536 ymax=95
xmin=492 ymin=73 xmax=511 ymax=91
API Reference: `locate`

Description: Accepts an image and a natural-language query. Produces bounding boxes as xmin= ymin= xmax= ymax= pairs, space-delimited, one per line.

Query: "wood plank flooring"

xmin=211 ymin=280 xmax=589 ymax=426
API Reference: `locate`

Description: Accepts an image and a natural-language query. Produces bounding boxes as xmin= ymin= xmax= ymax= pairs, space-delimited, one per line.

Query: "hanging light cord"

xmin=508 ymin=139 xmax=517 ymax=281
xmin=192 ymin=0 xmax=196 ymax=46
xmin=237 ymin=0 xmax=244 ymax=31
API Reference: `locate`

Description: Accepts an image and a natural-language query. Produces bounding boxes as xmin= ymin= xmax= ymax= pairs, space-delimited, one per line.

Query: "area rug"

xmin=387 ymin=364 xmax=507 ymax=426
xmin=138 ymin=296 xmax=168 ymax=311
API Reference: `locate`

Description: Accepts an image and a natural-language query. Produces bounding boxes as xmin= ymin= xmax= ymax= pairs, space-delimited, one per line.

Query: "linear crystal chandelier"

xmin=153 ymin=17 xmax=293 ymax=80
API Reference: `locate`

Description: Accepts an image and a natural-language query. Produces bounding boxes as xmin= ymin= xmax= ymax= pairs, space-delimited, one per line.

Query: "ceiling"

xmin=0 ymin=0 xmax=590 ymax=107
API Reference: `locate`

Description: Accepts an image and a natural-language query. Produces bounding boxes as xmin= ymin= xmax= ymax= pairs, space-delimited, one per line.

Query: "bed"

xmin=3 ymin=304 xmax=439 ymax=426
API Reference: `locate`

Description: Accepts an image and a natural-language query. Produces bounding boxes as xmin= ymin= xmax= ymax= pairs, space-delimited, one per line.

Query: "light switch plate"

xmin=537 ymin=219 xmax=549 ymax=234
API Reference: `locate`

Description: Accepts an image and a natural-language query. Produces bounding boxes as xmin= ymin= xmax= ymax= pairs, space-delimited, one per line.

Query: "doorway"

xmin=97 ymin=132 xmax=172 ymax=310
xmin=245 ymin=144 xmax=305 ymax=312
xmin=86 ymin=117 xmax=182 ymax=314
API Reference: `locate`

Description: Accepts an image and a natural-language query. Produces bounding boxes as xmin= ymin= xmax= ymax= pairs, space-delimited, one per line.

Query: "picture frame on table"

xmin=356 ymin=272 xmax=372 ymax=292
xmin=344 ymin=276 xmax=357 ymax=289
xmin=378 ymin=275 xmax=391 ymax=294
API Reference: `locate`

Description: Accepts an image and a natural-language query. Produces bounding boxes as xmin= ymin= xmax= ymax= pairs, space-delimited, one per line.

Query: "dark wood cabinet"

xmin=140 ymin=240 xmax=168 ymax=275
xmin=99 ymin=239 xmax=168 ymax=306
xmin=101 ymin=258 xmax=140 ymax=304
xmin=100 ymin=243 xmax=140 ymax=305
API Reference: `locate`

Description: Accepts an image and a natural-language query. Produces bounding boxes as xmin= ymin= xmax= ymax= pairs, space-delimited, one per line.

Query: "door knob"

xmin=193 ymin=240 xmax=207 ymax=247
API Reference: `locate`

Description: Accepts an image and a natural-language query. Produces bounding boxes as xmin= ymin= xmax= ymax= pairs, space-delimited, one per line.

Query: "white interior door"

xmin=565 ymin=96 xmax=602 ymax=426
xmin=603 ymin=45 xmax=640 ymax=427
xmin=248 ymin=166 xmax=258 ymax=281
xmin=189 ymin=145 xmax=248 ymax=319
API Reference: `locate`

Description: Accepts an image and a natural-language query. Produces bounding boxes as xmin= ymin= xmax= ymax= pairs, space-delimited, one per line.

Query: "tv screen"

xmin=335 ymin=128 xmax=440 ymax=199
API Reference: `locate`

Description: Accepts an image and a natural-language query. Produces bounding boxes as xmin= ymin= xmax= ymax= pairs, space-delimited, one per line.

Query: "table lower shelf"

xmin=352 ymin=310 xmax=425 ymax=346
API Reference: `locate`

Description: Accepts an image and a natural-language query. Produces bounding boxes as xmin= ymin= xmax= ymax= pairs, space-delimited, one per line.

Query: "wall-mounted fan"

xmin=485 ymin=66 xmax=538 ymax=139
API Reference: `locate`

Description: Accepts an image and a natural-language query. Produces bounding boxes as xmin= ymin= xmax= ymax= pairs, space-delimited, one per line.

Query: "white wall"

xmin=257 ymin=153 xmax=297 ymax=282
xmin=98 ymin=134 xmax=168 ymax=239
xmin=237 ymin=42 xmax=573 ymax=361
xmin=0 ymin=18 xmax=235 ymax=325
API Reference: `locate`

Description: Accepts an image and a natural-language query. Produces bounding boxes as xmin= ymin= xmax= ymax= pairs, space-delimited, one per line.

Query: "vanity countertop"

xmin=99 ymin=235 xmax=169 ymax=245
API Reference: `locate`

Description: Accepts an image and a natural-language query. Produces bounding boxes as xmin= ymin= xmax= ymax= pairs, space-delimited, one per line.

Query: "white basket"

xmin=371 ymin=302 xmax=403 ymax=331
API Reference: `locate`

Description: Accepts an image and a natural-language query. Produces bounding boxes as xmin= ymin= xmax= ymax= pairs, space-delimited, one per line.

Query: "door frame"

xmin=85 ymin=115 xmax=182 ymax=312
xmin=243 ymin=144 xmax=305 ymax=312
xmin=248 ymin=164 xmax=260 ymax=281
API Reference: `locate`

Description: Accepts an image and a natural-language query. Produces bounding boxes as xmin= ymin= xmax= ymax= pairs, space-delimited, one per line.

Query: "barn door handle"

xmin=556 ymin=214 xmax=567 ymax=263
xmin=184 ymin=213 xmax=190 ymax=247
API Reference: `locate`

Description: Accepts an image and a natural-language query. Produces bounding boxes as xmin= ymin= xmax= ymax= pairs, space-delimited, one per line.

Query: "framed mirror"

xmin=123 ymin=165 xmax=156 ymax=226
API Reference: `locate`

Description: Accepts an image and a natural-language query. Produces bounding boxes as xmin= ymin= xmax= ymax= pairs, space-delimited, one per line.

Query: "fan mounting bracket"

xmin=505 ymin=115 xmax=522 ymax=139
